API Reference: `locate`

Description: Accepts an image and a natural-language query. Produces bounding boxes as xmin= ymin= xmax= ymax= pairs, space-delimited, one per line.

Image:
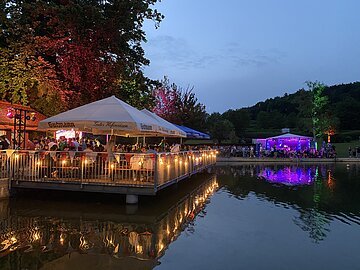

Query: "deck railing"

xmin=5 ymin=150 xmax=216 ymax=191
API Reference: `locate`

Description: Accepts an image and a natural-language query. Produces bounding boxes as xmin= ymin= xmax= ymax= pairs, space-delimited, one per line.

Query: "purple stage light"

xmin=258 ymin=166 xmax=315 ymax=186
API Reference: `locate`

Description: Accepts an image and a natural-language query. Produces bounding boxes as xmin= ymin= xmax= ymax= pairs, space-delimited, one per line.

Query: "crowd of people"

xmin=216 ymin=143 xmax=337 ymax=159
xmin=0 ymin=135 xmax=210 ymax=154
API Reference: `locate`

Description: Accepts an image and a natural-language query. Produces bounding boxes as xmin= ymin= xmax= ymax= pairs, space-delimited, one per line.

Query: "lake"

xmin=1 ymin=163 xmax=360 ymax=270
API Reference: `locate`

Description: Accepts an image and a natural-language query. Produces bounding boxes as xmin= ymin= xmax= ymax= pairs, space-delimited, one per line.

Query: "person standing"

xmin=105 ymin=136 xmax=116 ymax=161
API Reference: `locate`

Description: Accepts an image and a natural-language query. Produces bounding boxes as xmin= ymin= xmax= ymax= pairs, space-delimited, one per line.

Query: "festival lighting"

xmin=6 ymin=108 xmax=14 ymax=119
xmin=258 ymin=167 xmax=315 ymax=186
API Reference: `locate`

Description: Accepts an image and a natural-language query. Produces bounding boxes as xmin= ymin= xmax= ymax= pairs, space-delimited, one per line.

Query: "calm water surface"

xmin=1 ymin=163 xmax=360 ymax=270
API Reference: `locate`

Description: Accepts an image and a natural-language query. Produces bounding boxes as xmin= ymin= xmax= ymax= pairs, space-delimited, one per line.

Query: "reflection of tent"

xmin=174 ymin=125 xmax=210 ymax=139
xmin=254 ymin=133 xmax=312 ymax=151
xmin=38 ymin=96 xmax=166 ymax=137
xmin=258 ymin=166 xmax=315 ymax=186
xmin=141 ymin=109 xmax=186 ymax=138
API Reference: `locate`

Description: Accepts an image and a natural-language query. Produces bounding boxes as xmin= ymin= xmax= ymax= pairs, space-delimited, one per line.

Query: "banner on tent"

xmin=48 ymin=122 xmax=76 ymax=129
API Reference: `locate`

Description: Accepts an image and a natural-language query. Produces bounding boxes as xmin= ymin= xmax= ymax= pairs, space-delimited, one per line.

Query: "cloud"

xmin=144 ymin=35 xmax=286 ymax=71
xmin=144 ymin=35 xmax=220 ymax=70
xmin=223 ymin=43 xmax=286 ymax=67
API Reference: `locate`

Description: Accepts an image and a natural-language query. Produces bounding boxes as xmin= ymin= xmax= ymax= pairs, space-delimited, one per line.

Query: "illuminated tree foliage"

xmin=153 ymin=77 xmax=207 ymax=131
xmin=152 ymin=77 xmax=180 ymax=123
xmin=0 ymin=0 xmax=163 ymax=115
xmin=307 ymin=81 xmax=339 ymax=139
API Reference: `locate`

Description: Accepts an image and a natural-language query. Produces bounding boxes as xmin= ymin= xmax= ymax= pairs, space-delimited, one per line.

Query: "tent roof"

xmin=38 ymin=96 xmax=166 ymax=136
xmin=141 ymin=109 xmax=187 ymax=138
xmin=174 ymin=125 xmax=211 ymax=139
xmin=266 ymin=133 xmax=312 ymax=140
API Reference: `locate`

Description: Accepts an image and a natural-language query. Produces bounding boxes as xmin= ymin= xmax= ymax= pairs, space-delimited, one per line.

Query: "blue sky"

xmin=143 ymin=0 xmax=360 ymax=113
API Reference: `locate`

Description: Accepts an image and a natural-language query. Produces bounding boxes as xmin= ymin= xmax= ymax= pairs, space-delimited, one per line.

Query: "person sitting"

xmin=170 ymin=144 xmax=181 ymax=153
xmin=26 ymin=139 xmax=36 ymax=150
xmin=48 ymin=138 xmax=58 ymax=151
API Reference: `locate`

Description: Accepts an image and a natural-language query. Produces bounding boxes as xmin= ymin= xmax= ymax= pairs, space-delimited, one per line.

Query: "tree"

xmin=153 ymin=78 xmax=207 ymax=131
xmin=178 ymin=87 xmax=207 ymax=131
xmin=256 ymin=111 xmax=271 ymax=129
xmin=206 ymin=113 xmax=237 ymax=144
xmin=307 ymin=81 xmax=329 ymax=139
xmin=0 ymin=43 xmax=66 ymax=115
xmin=0 ymin=0 xmax=163 ymax=115
xmin=152 ymin=77 xmax=181 ymax=123
xmin=222 ymin=109 xmax=250 ymax=137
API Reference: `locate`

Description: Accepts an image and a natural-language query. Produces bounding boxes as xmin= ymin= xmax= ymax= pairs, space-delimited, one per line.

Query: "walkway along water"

xmin=0 ymin=150 xmax=217 ymax=203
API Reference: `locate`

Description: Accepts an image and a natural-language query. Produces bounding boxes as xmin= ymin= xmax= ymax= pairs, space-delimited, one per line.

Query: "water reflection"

xmin=0 ymin=176 xmax=218 ymax=269
xmin=215 ymin=163 xmax=360 ymax=243
xmin=258 ymin=166 xmax=315 ymax=186
xmin=1 ymin=164 xmax=360 ymax=269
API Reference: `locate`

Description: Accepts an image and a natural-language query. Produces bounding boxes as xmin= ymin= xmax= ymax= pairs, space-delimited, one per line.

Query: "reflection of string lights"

xmin=0 ymin=176 xmax=218 ymax=261
xmin=157 ymin=179 xmax=218 ymax=257
xmin=59 ymin=233 xmax=65 ymax=245
xmin=79 ymin=235 xmax=90 ymax=251
xmin=135 ymin=244 xmax=143 ymax=254
xmin=30 ymin=227 xmax=41 ymax=242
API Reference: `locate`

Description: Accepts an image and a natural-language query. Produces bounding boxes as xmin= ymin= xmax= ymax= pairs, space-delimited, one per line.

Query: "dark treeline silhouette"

xmin=207 ymin=82 xmax=360 ymax=143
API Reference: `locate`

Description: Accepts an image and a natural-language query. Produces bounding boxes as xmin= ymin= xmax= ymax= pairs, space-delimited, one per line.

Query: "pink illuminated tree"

xmin=152 ymin=77 xmax=181 ymax=123
xmin=153 ymin=77 xmax=207 ymax=131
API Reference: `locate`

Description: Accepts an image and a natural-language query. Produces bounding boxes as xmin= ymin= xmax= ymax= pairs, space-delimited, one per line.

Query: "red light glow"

xmin=6 ymin=108 xmax=14 ymax=119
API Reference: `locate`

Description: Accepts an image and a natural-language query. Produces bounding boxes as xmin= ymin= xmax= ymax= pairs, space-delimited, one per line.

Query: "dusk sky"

xmin=143 ymin=0 xmax=360 ymax=113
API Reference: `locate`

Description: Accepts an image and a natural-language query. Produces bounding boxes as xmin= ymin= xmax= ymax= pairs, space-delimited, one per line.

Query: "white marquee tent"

xmin=141 ymin=109 xmax=187 ymax=138
xmin=38 ymin=96 xmax=168 ymax=137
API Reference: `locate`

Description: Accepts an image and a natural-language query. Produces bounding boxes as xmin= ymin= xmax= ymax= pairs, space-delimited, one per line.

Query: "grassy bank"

xmin=332 ymin=140 xmax=360 ymax=157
